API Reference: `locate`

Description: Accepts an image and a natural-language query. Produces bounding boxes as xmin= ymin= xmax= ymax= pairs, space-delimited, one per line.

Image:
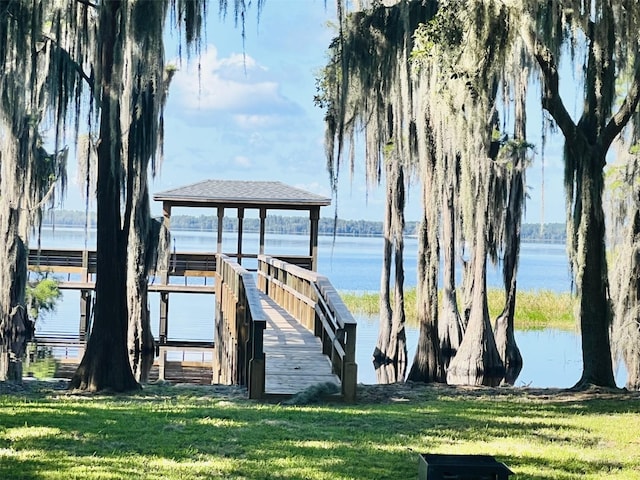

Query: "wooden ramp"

xmin=260 ymin=295 xmax=340 ymax=396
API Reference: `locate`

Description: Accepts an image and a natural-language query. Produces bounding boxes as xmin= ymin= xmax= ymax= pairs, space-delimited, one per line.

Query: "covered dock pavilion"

xmin=153 ymin=179 xmax=332 ymax=271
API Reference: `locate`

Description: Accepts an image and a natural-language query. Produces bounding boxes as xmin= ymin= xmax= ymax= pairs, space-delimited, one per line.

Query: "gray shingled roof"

xmin=153 ymin=180 xmax=331 ymax=208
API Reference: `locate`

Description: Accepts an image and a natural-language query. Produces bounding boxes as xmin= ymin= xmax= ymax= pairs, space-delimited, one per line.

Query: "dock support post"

xmin=259 ymin=207 xmax=266 ymax=255
xmin=309 ymin=206 xmax=320 ymax=271
xmin=159 ymin=291 xmax=168 ymax=344
xmin=217 ymin=207 xmax=224 ymax=254
xmin=79 ymin=290 xmax=91 ymax=341
xmin=158 ymin=347 xmax=167 ymax=381
xmin=237 ymin=207 xmax=244 ymax=265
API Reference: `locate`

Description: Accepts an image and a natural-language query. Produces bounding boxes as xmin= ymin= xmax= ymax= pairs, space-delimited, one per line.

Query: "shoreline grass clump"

xmin=341 ymin=288 xmax=576 ymax=331
xmin=0 ymin=382 xmax=639 ymax=479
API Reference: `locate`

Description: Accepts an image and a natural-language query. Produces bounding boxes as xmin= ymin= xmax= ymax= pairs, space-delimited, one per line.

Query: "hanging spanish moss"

xmin=412 ymin=0 xmax=521 ymax=386
xmin=0 ymin=1 xmax=77 ymax=381
xmin=323 ymin=0 xmax=537 ymax=385
xmin=609 ymin=132 xmax=640 ymax=391
xmin=321 ymin=1 xmax=437 ymax=383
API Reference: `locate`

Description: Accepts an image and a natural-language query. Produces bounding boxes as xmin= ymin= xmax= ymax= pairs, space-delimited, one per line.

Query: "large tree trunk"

xmin=124 ymin=94 xmax=159 ymax=384
xmin=0 ymin=209 xmax=30 ymax=382
xmin=569 ymin=145 xmax=615 ymax=389
xmin=0 ymin=115 xmax=38 ymax=382
xmin=447 ymin=214 xmax=505 ymax=386
xmin=69 ymin=1 xmax=139 ymax=392
xmin=406 ymin=204 xmax=442 ymax=382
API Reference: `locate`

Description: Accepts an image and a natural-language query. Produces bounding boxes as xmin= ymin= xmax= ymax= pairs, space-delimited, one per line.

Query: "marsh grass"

xmin=0 ymin=383 xmax=639 ymax=479
xmin=341 ymin=288 xmax=576 ymax=331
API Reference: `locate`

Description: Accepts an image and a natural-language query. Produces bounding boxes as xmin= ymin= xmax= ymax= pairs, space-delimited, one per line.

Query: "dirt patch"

xmin=354 ymin=381 xmax=640 ymax=404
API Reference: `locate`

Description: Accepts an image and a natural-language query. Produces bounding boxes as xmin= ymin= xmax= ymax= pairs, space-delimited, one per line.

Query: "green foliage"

xmin=25 ymin=275 xmax=61 ymax=321
xmin=0 ymin=385 xmax=638 ymax=479
xmin=343 ymin=288 xmax=576 ymax=331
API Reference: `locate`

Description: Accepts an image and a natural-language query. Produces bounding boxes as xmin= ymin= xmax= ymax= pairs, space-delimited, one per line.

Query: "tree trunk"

xmin=494 ymin=75 xmax=526 ymax=385
xmin=438 ymin=160 xmax=464 ymax=371
xmin=0 ymin=209 xmax=30 ymax=382
xmin=125 ymin=109 xmax=158 ymax=384
xmin=612 ymin=204 xmax=640 ymax=390
xmin=373 ymin=158 xmax=407 ymax=383
xmin=407 ymin=150 xmax=443 ymax=382
xmin=493 ymin=280 xmax=522 ymax=385
xmin=0 ymin=112 xmax=37 ymax=383
xmin=569 ymin=145 xmax=615 ymax=389
xmin=69 ymin=1 xmax=139 ymax=392
xmin=447 ymin=214 xmax=505 ymax=386
xmin=406 ymin=200 xmax=442 ymax=382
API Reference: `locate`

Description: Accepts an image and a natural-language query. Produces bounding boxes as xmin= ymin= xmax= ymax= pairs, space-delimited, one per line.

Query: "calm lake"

xmin=33 ymin=226 xmax=627 ymax=387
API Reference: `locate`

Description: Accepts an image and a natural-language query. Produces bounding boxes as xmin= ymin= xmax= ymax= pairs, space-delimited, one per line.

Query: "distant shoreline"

xmin=41 ymin=210 xmax=567 ymax=244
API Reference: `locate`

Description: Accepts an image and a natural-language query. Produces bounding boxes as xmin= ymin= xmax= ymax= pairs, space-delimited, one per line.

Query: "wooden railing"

xmin=213 ymin=254 xmax=267 ymax=399
xmin=29 ymin=248 xmax=312 ymax=278
xmin=257 ymin=254 xmax=357 ymax=402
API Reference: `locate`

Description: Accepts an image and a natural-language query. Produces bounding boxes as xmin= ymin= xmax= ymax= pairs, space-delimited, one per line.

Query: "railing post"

xmin=248 ymin=319 xmax=265 ymax=400
xmin=342 ymin=323 xmax=357 ymax=402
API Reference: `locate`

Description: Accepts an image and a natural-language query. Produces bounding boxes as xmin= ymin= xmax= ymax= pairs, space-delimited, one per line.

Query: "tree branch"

xmin=42 ymin=34 xmax=94 ymax=91
xmin=76 ymin=0 xmax=98 ymax=8
xmin=518 ymin=14 xmax=577 ymax=141
xmin=602 ymin=59 xmax=640 ymax=151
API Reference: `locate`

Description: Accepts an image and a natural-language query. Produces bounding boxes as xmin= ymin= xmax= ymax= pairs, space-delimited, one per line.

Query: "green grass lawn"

xmin=1 ymin=382 xmax=639 ymax=479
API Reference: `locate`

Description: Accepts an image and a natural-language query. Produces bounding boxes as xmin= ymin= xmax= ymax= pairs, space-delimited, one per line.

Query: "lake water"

xmin=33 ymin=227 xmax=626 ymax=387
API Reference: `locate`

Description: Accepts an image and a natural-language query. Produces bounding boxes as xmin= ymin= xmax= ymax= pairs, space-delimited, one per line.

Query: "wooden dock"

xmin=29 ymin=248 xmax=357 ymax=401
xmin=261 ymin=295 xmax=340 ymax=395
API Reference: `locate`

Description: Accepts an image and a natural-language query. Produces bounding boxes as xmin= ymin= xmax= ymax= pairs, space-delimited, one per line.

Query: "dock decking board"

xmin=260 ymin=295 xmax=340 ymax=395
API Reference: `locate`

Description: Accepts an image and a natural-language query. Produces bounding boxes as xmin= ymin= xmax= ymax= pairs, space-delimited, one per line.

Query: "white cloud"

xmin=233 ymin=155 xmax=252 ymax=168
xmin=233 ymin=114 xmax=283 ymax=129
xmin=171 ymin=46 xmax=300 ymax=118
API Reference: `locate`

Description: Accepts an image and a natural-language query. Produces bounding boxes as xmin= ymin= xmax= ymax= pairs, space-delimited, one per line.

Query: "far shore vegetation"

xmin=42 ymin=210 xmax=567 ymax=243
xmin=341 ymin=288 xmax=576 ymax=331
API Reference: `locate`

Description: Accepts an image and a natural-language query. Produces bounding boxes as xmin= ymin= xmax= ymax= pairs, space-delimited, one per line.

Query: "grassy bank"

xmin=1 ymin=382 xmax=639 ymax=479
xmin=340 ymin=288 xmax=576 ymax=330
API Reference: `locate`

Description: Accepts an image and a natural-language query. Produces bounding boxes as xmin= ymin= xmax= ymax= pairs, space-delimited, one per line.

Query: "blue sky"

xmin=62 ymin=1 xmax=568 ymax=223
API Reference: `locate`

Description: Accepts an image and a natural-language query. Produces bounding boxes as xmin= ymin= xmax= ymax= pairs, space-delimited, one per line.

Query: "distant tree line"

xmin=42 ymin=210 xmax=566 ymax=243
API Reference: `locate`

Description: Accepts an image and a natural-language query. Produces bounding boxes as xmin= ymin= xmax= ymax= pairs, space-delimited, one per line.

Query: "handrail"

xmin=214 ymin=254 xmax=267 ymax=399
xmin=257 ymin=254 xmax=357 ymax=401
xmin=28 ymin=248 xmax=313 ymax=278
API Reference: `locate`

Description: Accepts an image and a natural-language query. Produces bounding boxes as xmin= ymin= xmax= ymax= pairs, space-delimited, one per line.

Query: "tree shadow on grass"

xmin=0 ymin=455 xmax=48 ymax=480
xmin=0 ymin=385 xmax=638 ymax=479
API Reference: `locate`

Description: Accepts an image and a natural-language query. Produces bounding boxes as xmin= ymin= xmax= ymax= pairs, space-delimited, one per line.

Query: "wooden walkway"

xmin=29 ymin=248 xmax=357 ymax=401
xmin=260 ymin=295 xmax=340 ymax=395
xmin=33 ymin=293 xmax=341 ymax=397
